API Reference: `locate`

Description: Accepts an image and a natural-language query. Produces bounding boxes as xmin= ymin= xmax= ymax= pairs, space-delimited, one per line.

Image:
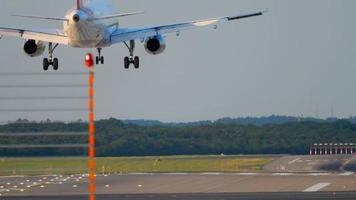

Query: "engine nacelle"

xmin=144 ymin=35 xmax=166 ymax=55
xmin=23 ymin=40 xmax=46 ymax=57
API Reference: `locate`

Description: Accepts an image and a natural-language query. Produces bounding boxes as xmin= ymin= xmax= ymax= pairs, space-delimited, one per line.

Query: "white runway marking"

xmin=163 ymin=173 xmax=188 ymax=175
xmin=128 ymin=173 xmax=153 ymax=175
xmin=340 ymin=172 xmax=354 ymax=176
xmin=236 ymin=173 xmax=257 ymax=176
xmin=272 ymin=173 xmax=294 ymax=176
xmin=303 ymin=182 xmax=330 ymax=192
xmin=200 ymin=173 xmax=222 ymax=175
xmin=288 ymin=158 xmax=301 ymax=164
xmin=308 ymin=173 xmax=330 ymax=176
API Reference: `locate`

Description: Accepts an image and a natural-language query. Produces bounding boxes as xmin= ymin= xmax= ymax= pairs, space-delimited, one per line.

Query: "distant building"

xmin=310 ymin=143 xmax=355 ymax=155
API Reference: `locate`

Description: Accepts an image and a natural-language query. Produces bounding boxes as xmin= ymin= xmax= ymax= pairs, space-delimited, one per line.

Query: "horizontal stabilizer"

xmin=89 ymin=11 xmax=144 ymax=21
xmin=12 ymin=14 xmax=68 ymax=21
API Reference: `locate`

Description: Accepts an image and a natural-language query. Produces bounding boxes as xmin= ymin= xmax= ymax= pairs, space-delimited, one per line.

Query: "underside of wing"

xmin=0 ymin=27 xmax=68 ymax=45
xmin=110 ymin=11 xmax=264 ymax=44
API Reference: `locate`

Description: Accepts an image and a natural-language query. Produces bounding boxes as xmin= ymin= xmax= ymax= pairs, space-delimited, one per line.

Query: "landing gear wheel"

xmin=95 ymin=56 xmax=104 ymax=65
xmin=53 ymin=58 xmax=59 ymax=70
xmin=43 ymin=42 xmax=59 ymax=71
xmin=95 ymin=48 xmax=105 ymax=65
xmin=123 ymin=40 xmax=141 ymax=69
xmin=100 ymin=56 xmax=104 ymax=64
xmin=124 ymin=57 xmax=130 ymax=69
xmin=43 ymin=58 xmax=49 ymax=71
xmin=134 ymin=56 xmax=140 ymax=69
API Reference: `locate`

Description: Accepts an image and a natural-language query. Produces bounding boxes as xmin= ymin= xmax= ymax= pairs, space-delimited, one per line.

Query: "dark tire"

xmin=96 ymin=56 xmax=99 ymax=65
xmin=53 ymin=58 xmax=59 ymax=70
xmin=43 ymin=58 xmax=49 ymax=71
xmin=124 ymin=57 xmax=130 ymax=69
xmin=101 ymin=56 xmax=104 ymax=64
xmin=134 ymin=56 xmax=139 ymax=69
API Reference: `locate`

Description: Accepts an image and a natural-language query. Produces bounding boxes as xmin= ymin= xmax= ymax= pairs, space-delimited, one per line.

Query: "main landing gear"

xmin=43 ymin=43 xmax=59 ymax=71
xmin=123 ymin=40 xmax=140 ymax=69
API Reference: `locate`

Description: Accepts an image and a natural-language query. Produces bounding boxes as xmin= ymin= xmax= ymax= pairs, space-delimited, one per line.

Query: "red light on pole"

xmin=85 ymin=52 xmax=96 ymax=200
xmin=85 ymin=53 xmax=94 ymax=68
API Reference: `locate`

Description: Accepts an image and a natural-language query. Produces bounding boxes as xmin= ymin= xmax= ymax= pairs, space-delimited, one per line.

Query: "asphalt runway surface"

xmin=264 ymin=154 xmax=356 ymax=173
xmin=3 ymin=192 xmax=356 ymax=200
xmin=1 ymin=155 xmax=356 ymax=200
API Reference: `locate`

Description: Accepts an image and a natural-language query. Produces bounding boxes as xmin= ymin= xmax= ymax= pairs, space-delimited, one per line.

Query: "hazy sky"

xmin=0 ymin=0 xmax=355 ymax=122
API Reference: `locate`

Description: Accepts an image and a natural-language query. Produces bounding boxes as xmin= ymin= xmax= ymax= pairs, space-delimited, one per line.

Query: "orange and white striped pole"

xmin=85 ymin=53 xmax=96 ymax=200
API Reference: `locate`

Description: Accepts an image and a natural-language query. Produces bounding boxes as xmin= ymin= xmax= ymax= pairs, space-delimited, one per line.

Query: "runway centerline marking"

xmin=303 ymin=182 xmax=331 ymax=192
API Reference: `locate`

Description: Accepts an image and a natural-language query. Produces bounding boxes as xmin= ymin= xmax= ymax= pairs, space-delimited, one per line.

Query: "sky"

xmin=0 ymin=0 xmax=355 ymax=122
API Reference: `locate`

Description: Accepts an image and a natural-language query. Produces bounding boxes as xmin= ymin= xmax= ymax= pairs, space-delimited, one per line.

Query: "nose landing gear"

xmin=96 ymin=48 xmax=104 ymax=65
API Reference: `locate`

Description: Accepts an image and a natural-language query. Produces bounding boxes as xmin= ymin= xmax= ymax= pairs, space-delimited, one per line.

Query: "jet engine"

xmin=144 ymin=35 xmax=166 ymax=55
xmin=23 ymin=40 xmax=46 ymax=57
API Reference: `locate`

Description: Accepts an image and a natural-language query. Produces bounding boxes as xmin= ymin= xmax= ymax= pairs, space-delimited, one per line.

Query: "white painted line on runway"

xmin=303 ymin=182 xmax=330 ymax=192
xmin=288 ymin=158 xmax=301 ymax=164
xmin=236 ymin=173 xmax=258 ymax=176
xmin=308 ymin=173 xmax=331 ymax=176
xmin=340 ymin=172 xmax=354 ymax=176
xmin=200 ymin=173 xmax=222 ymax=175
xmin=128 ymin=173 xmax=153 ymax=175
xmin=163 ymin=173 xmax=188 ymax=175
xmin=272 ymin=173 xmax=294 ymax=176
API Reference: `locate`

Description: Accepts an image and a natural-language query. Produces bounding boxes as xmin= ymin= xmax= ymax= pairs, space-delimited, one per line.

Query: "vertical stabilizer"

xmin=76 ymin=0 xmax=83 ymax=9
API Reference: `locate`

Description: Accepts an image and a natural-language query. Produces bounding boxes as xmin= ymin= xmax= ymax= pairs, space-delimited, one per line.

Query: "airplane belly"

xmin=66 ymin=23 xmax=109 ymax=48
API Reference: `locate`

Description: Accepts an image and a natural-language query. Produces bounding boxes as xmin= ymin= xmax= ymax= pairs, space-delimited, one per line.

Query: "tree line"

xmin=0 ymin=118 xmax=355 ymax=157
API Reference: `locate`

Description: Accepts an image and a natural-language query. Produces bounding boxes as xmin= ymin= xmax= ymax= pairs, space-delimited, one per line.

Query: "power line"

xmin=0 ymin=72 xmax=88 ymax=76
xmin=0 ymin=108 xmax=87 ymax=112
xmin=0 ymin=96 xmax=88 ymax=100
xmin=0 ymin=84 xmax=88 ymax=88
xmin=0 ymin=144 xmax=89 ymax=149
xmin=0 ymin=132 xmax=88 ymax=136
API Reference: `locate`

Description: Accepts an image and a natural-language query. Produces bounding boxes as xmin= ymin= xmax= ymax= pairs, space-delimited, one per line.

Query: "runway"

xmin=3 ymin=192 xmax=356 ymax=200
xmin=1 ymin=155 xmax=356 ymax=199
xmin=1 ymin=173 xmax=355 ymax=197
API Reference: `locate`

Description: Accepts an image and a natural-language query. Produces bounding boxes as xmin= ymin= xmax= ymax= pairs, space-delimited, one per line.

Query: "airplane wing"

xmin=110 ymin=12 xmax=264 ymax=44
xmin=0 ymin=27 xmax=69 ymax=45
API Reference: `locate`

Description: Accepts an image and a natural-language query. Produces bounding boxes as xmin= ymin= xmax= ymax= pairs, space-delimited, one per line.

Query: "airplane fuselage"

xmin=63 ymin=7 xmax=116 ymax=48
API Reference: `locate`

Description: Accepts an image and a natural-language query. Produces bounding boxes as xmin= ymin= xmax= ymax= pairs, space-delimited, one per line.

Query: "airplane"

xmin=0 ymin=0 xmax=264 ymax=71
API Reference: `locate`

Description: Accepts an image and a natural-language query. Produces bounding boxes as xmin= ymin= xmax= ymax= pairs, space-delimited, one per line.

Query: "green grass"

xmin=0 ymin=155 xmax=274 ymax=176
